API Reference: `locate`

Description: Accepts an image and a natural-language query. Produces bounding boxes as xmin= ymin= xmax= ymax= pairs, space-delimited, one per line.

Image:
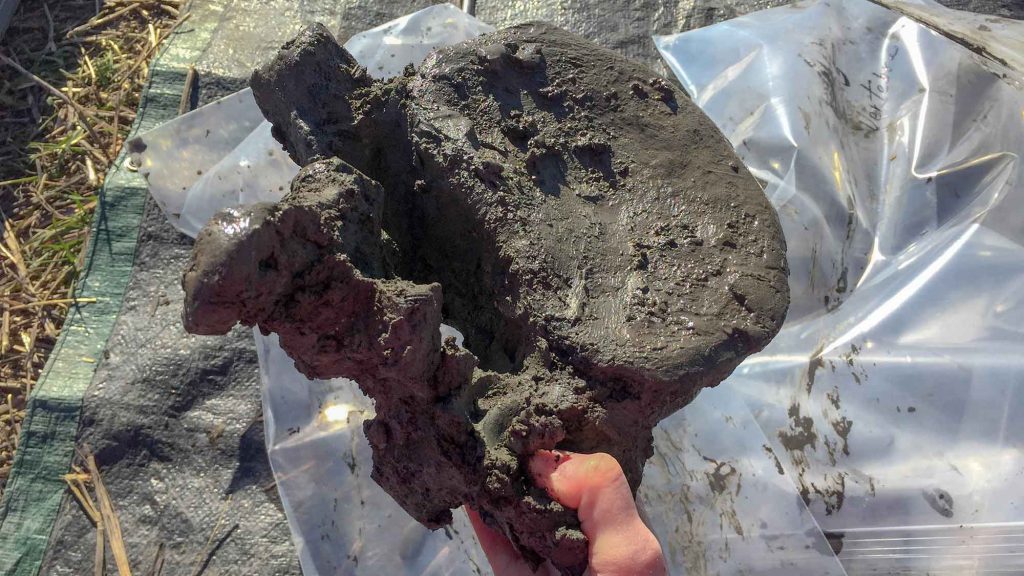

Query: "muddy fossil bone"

xmin=182 ymin=22 xmax=789 ymax=574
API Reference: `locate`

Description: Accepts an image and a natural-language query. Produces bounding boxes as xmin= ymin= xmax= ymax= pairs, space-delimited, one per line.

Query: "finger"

xmin=465 ymin=507 xmax=538 ymax=576
xmin=529 ymin=451 xmax=666 ymax=576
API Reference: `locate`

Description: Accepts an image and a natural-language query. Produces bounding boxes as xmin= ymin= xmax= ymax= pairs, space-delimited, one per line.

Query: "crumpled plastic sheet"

xmin=657 ymin=0 xmax=1024 ymax=574
xmin=134 ymin=0 xmax=1024 ymax=573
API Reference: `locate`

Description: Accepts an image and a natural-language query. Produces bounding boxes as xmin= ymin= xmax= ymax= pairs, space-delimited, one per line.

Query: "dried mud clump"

xmin=182 ymin=22 xmax=789 ymax=575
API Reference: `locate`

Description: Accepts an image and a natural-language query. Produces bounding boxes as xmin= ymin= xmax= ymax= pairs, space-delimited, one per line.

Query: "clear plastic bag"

xmin=131 ymin=88 xmax=273 ymax=237
xmin=656 ymin=0 xmax=1024 ymax=573
xmin=136 ymin=0 xmax=1024 ymax=573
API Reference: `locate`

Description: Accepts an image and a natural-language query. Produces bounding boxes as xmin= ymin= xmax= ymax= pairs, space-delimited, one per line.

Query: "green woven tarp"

xmin=0 ymin=14 xmax=218 ymax=575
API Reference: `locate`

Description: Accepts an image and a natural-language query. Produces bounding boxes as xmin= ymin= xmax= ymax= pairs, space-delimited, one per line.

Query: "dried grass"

xmin=66 ymin=449 xmax=233 ymax=576
xmin=0 ymin=0 xmax=184 ymax=500
xmin=65 ymin=449 xmax=133 ymax=576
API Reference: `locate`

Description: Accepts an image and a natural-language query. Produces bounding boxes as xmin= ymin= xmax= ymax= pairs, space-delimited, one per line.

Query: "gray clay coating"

xmin=181 ymin=22 xmax=789 ymax=574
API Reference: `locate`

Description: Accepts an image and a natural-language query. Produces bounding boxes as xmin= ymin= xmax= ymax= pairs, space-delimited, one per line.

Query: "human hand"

xmin=467 ymin=450 xmax=667 ymax=576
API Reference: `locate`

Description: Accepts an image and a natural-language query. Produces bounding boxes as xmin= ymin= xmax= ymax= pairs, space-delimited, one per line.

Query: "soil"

xmin=182 ymin=22 xmax=789 ymax=574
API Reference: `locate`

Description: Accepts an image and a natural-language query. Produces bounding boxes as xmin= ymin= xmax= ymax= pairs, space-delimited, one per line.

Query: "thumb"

xmin=529 ymin=451 xmax=666 ymax=576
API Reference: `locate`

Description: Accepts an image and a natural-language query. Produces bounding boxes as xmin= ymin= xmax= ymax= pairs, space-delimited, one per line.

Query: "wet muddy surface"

xmin=182 ymin=22 xmax=788 ymax=573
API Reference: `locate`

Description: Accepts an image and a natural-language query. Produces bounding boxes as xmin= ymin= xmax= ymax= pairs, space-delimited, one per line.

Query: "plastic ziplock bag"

xmin=657 ymin=0 xmax=1024 ymax=574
